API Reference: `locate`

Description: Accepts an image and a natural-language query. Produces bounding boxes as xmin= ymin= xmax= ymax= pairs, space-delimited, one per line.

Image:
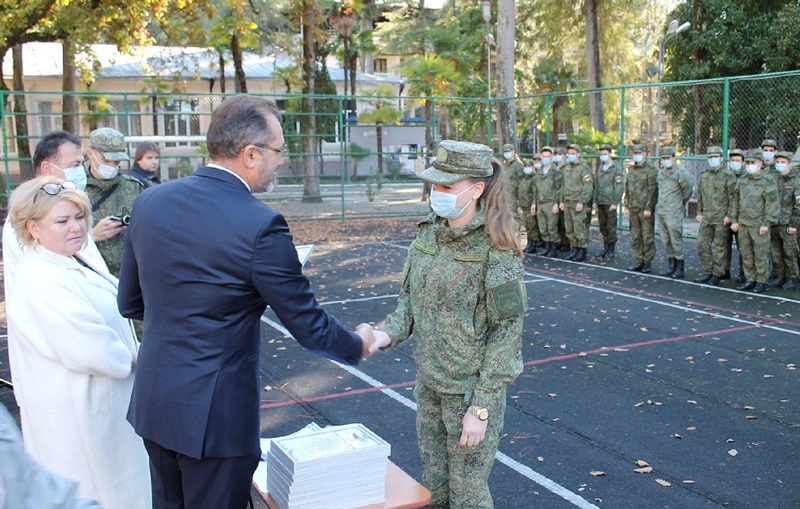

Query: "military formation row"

xmin=500 ymin=139 xmax=800 ymax=294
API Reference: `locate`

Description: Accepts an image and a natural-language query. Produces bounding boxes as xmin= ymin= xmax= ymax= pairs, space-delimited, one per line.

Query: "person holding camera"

xmin=85 ymin=128 xmax=143 ymax=276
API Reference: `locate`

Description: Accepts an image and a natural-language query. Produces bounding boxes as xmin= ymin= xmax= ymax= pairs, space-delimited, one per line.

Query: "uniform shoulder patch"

xmin=489 ymin=279 xmax=526 ymax=319
xmin=454 ymin=252 xmax=484 ymax=262
xmin=582 ymin=174 xmax=592 ymax=182
xmin=614 ymin=176 xmax=623 ymax=183
xmin=412 ymin=240 xmax=437 ymax=255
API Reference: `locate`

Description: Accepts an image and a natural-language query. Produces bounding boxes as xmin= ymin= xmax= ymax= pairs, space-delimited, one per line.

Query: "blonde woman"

xmin=6 ymin=176 xmax=150 ymax=509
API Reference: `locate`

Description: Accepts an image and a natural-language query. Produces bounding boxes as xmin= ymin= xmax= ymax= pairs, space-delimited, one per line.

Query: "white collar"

xmin=207 ymin=163 xmax=251 ymax=192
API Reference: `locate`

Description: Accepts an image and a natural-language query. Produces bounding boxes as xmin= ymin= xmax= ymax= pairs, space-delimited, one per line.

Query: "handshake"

xmin=355 ymin=323 xmax=392 ymax=360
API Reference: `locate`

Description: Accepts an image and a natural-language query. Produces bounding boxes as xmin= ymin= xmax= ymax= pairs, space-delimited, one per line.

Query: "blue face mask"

xmin=567 ymin=153 xmax=578 ymax=163
xmin=541 ymin=157 xmax=552 ymax=165
xmin=429 ymin=184 xmax=476 ymax=220
xmin=54 ymin=163 xmax=88 ymax=191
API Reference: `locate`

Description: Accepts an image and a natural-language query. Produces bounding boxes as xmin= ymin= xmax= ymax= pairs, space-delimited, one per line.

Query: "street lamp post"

xmin=655 ymin=19 xmax=691 ymax=157
xmin=482 ymin=1 xmax=492 ymax=144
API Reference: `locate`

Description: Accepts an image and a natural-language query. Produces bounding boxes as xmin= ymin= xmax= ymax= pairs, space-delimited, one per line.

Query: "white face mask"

xmin=661 ymin=159 xmax=674 ymax=169
xmin=534 ymin=162 xmax=542 ymax=170
xmin=523 ymin=167 xmax=533 ymax=175
xmin=429 ymin=184 xmax=476 ymax=220
xmin=53 ymin=163 xmax=88 ymax=191
xmin=632 ymin=154 xmax=644 ymax=164
xmin=762 ymin=151 xmax=775 ymax=162
xmin=553 ymin=155 xmax=563 ymax=163
xmin=567 ymin=153 xmax=578 ymax=163
xmin=503 ymin=151 xmax=513 ymax=160
xmin=599 ymin=154 xmax=610 ymax=163
xmin=745 ymin=163 xmax=760 ymax=174
xmin=97 ymin=162 xmax=120 ymax=179
xmin=776 ymin=162 xmax=789 ymax=174
xmin=729 ymin=161 xmax=743 ymax=172
xmin=708 ymin=157 xmax=721 ymax=168
xmin=541 ymin=157 xmax=552 ymax=165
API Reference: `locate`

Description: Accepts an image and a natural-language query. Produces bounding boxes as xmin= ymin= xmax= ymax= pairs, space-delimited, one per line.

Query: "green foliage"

xmin=348 ymin=142 xmax=370 ymax=160
xmin=358 ymin=84 xmax=402 ymax=126
xmin=568 ymin=128 xmax=620 ymax=155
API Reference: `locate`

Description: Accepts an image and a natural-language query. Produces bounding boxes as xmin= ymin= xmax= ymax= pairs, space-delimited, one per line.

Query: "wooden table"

xmin=253 ymin=460 xmax=431 ymax=509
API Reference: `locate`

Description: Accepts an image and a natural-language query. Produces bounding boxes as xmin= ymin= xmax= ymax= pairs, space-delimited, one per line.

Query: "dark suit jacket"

xmin=118 ymin=166 xmax=363 ymax=459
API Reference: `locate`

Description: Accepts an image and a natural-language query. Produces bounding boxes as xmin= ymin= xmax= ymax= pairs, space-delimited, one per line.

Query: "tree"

xmin=585 ymin=0 xmax=605 ymax=133
xmin=358 ymin=84 xmax=402 ymax=187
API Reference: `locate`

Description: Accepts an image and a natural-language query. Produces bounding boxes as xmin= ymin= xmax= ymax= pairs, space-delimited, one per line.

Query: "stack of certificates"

xmin=266 ymin=423 xmax=391 ymax=509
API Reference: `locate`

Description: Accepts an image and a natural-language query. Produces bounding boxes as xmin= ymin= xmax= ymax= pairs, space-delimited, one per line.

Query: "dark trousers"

xmin=144 ymin=439 xmax=260 ymax=509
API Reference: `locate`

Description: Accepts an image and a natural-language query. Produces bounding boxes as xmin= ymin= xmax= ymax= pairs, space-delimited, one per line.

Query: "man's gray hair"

xmin=206 ymin=95 xmax=282 ymax=159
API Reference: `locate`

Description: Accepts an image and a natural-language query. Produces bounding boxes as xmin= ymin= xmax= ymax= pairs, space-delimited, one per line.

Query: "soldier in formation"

xmin=533 ymin=147 xmax=562 ymax=257
xmin=655 ymin=146 xmax=693 ymax=278
xmin=694 ymin=146 xmax=736 ymax=285
xmin=593 ymin=143 xmax=625 ymax=259
xmin=624 ymin=144 xmax=659 ymax=273
xmin=558 ymin=144 xmax=594 ymax=261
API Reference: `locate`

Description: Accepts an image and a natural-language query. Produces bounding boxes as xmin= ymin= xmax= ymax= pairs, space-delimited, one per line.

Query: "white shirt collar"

xmin=207 ymin=163 xmax=251 ymax=192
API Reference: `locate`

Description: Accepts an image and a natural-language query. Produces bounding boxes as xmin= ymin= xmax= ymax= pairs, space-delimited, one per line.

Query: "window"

xmin=373 ymin=58 xmax=388 ymax=74
xmin=164 ymin=99 xmax=200 ymax=146
xmin=3 ymin=114 xmax=16 ymax=154
xmin=99 ymin=100 xmax=142 ymax=137
xmin=38 ymin=101 xmax=61 ymax=135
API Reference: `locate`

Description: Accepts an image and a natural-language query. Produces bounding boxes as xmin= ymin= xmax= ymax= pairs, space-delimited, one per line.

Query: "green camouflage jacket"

xmin=382 ymin=210 xmax=525 ymax=409
xmin=559 ymin=161 xmax=594 ymax=203
xmin=593 ymin=161 xmax=625 ymax=205
xmin=86 ymin=171 xmax=143 ymax=276
xmin=534 ymin=167 xmax=561 ymax=204
xmin=625 ymin=161 xmax=658 ymax=212
xmin=731 ymin=171 xmax=779 ymax=227
xmin=503 ymin=157 xmax=525 ymax=205
xmin=775 ymin=167 xmax=800 ymax=227
xmin=696 ymin=165 xmax=736 ymax=224
xmin=517 ymin=171 xmax=536 ymax=208
xmin=656 ymin=164 xmax=693 ymax=215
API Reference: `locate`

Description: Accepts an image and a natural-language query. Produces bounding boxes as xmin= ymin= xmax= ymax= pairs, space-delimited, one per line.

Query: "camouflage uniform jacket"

xmin=517 ymin=172 xmax=536 ymax=209
xmin=382 ymin=210 xmax=525 ymax=409
xmin=593 ymin=161 xmax=625 ymax=205
xmin=86 ymin=171 xmax=143 ymax=275
xmin=656 ymin=164 xmax=693 ymax=215
xmin=696 ymin=165 xmax=736 ymax=224
xmin=503 ymin=157 xmax=525 ymax=207
xmin=560 ymin=161 xmax=594 ymax=204
xmin=731 ymin=172 xmax=779 ymax=227
xmin=775 ymin=167 xmax=800 ymax=227
xmin=534 ymin=168 xmax=561 ymax=204
xmin=625 ymin=161 xmax=658 ymax=212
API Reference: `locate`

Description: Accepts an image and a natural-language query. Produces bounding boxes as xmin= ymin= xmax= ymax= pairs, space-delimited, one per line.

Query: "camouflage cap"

xmin=660 ymin=146 xmax=676 ymax=157
xmin=631 ymin=143 xmax=647 ymax=153
xmin=554 ymin=146 xmax=566 ymax=154
xmin=502 ymin=143 xmax=515 ymax=152
xmin=744 ymin=149 xmax=763 ymax=161
xmin=761 ymin=138 xmax=777 ymax=149
xmin=567 ymin=143 xmax=582 ymax=153
xmin=598 ymin=143 xmax=613 ymax=152
xmin=728 ymin=148 xmax=745 ymax=159
xmin=89 ymin=128 xmax=129 ymax=161
xmin=533 ymin=153 xmax=542 ymax=160
xmin=776 ymin=151 xmax=793 ymax=161
xmin=706 ymin=146 xmax=723 ymax=156
xmin=417 ymin=140 xmax=494 ymax=184
xmin=540 ymin=146 xmax=554 ymax=154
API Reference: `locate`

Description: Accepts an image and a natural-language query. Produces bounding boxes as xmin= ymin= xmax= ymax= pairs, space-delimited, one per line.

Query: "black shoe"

xmin=566 ymin=248 xmax=578 ymax=260
xmin=660 ymin=257 xmax=676 ymax=277
xmin=767 ymin=277 xmax=786 ymax=288
xmin=559 ymin=243 xmax=571 ymax=252
xmin=671 ymin=259 xmax=685 ymax=279
xmin=536 ymin=242 xmax=550 ymax=256
xmin=573 ymin=248 xmax=587 ymax=262
xmin=695 ymin=273 xmax=712 ymax=283
xmin=641 ymin=263 xmax=652 ymax=274
xmin=595 ymin=243 xmax=609 ymax=258
xmin=628 ymin=261 xmax=644 ymax=272
xmin=604 ymin=242 xmax=616 ymax=259
xmin=708 ymin=275 xmax=721 ymax=286
xmin=783 ymin=279 xmax=799 ymax=290
xmin=721 ymin=270 xmax=731 ymax=280
xmin=534 ymin=240 xmax=545 ymax=248
xmin=524 ymin=243 xmax=537 ymax=254
xmin=736 ymin=281 xmax=756 ymax=291
xmin=752 ymin=283 xmax=767 ymax=293
xmin=736 ymin=272 xmax=746 ymax=284
xmin=546 ymin=243 xmax=558 ymax=257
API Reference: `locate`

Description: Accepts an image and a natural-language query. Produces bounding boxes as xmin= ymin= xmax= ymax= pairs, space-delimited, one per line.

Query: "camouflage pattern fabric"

xmin=503 ymin=157 xmax=525 ymax=211
xmin=696 ymin=164 xmax=736 ymax=275
xmin=594 ymin=160 xmax=625 ymax=243
xmin=534 ymin=169 xmax=561 ymax=243
xmin=656 ymin=164 xmax=693 ymax=260
xmin=517 ymin=172 xmax=539 ymax=242
xmin=560 ymin=161 xmax=594 ymax=249
xmin=770 ymin=167 xmax=800 ymax=280
xmin=732 ymin=171 xmax=780 ymax=283
xmin=625 ymin=161 xmax=658 ymax=263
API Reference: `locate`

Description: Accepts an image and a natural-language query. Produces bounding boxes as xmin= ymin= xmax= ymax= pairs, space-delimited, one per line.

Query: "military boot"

xmin=603 ymin=242 xmax=616 ymax=259
xmin=524 ymin=241 xmax=537 ymax=254
xmin=573 ymin=248 xmax=587 ymax=262
xmin=767 ymin=276 xmax=786 ymax=288
xmin=736 ymin=270 xmax=746 ymax=284
xmin=536 ymin=242 xmax=549 ymax=256
xmin=660 ymin=257 xmax=676 ymax=277
xmin=641 ymin=262 xmax=652 ymax=273
xmin=595 ymin=242 xmax=609 ymax=258
xmin=695 ymin=273 xmax=713 ymax=283
xmin=671 ymin=259 xmax=685 ymax=278
xmin=566 ymin=247 xmax=578 ymax=260
xmin=627 ymin=261 xmax=644 ymax=272
xmin=546 ymin=242 xmax=558 ymax=257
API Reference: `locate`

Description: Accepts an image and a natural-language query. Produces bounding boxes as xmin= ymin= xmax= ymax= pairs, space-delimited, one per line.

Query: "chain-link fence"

xmin=3 ymin=70 xmax=800 ymax=218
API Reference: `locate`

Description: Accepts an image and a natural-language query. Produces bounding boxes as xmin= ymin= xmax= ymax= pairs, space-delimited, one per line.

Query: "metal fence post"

xmin=544 ymin=94 xmax=552 ymax=147
xmin=721 ymin=77 xmax=730 ymax=158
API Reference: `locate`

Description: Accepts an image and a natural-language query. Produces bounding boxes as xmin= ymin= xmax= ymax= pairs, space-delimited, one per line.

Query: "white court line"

xmin=260 ymin=313 xmax=601 ymax=508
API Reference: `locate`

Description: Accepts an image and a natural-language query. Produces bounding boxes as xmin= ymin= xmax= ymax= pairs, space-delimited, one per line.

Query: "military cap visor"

xmin=417 ymin=140 xmax=494 ymax=184
xmin=89 ymin=128 xmax=130 ymax=161
xmin=502 ymin=143 xmax=514 ymax=151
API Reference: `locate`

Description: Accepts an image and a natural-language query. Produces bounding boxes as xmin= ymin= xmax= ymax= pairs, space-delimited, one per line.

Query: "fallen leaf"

xmin=728 ymin=449 xmax=738 ymax=457
xmin=655 ymin=479 xmax=672 ymax=487
xmin=687 ymin=400 xmax=698 ymax=405
xmin=635 ymin=460 xmax=650 ymax=467
xmin=590 ymin=471 xmax=606 ymax=477
xmin=548 ymin=393 xmax=557 ymax=398
xmin=634 ymin=402 xmax=645 ymax=407
xmin=634 ymin=466 xmax=653 ymax=474
xmin=746 ymin=416 xmax=758 ymax=420
xmin=683 ymin=480 xmax=695 ymax=484
xmin=537 ymin=457 xmax=544 ymax=462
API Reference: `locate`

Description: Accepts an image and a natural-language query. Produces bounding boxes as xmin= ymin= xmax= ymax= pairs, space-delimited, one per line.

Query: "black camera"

xmin=110 ymin=214 xmax=131 ymax=226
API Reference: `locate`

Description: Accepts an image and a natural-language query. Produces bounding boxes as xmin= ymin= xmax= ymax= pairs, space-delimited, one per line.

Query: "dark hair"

xmin=206 ymin=95 xmax=282 ymax=160
xmin=33 ymin=131 xmax=82 ymax=173
xmin=134 ymin=142 xmax=160 ymax=164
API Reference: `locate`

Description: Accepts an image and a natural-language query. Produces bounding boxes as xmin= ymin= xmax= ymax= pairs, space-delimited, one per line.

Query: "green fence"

xmin=2 ymin=69 xmax=800 ymax=218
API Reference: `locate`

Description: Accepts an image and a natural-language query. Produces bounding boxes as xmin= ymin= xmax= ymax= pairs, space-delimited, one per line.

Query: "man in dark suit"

xmin=118 ymin=95 xmax=378 ymax=509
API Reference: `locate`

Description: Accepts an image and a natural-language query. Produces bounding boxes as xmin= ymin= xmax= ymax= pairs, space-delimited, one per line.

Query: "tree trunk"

xmin=12 ymin=45 xmax=33 ymax=181
xmin=301 ymin=2 xmax=321 ymax=203
xmin=231 ymin=34 xmax=247 ymax=94
xmin=219 ymin=49 xmax=226 ymax=93
xmin=420 ymin=99 xmax=433 ymax=201
xmin=376 ymin=123 xmax=384 ymax=189
xmin=62 ymin=38 xmax=77 ymax=134
xmin=585 ymin=0 xmax=605 ymax=132
xmin=496 ymin=0 xmax=517 ymax=148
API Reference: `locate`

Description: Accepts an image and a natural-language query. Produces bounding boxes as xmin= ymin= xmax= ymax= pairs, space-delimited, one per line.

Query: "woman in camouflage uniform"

xmin=372 ymin=140 xmax=526 ymax=509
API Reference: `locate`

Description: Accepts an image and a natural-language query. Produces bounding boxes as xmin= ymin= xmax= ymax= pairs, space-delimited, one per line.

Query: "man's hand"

xmin=643 ymin=210 xmax=652 ymax=218
xmin=759 ymin=225 xmax=769 ymax=236
xmin=552 ymin=204 xmax=560 ymax=214
xmin=93 ymin=217 xmax=126 ymax=241
xmin=355 ymin=324 xmax=390 ymax=358
xmin=559 ymin=202 xmax=565 ymax=211
xmin=530 ymin=204 xmax=537 ymax=216
xmin=459 ymin=407 xmax=488 ymax=447
xmin=789 ymin=227 xmax=797 ymax=235
xmin=731 ymin=222 xmax=739 ymax=233
xmin=696 ymin=214 xmax=703 ymax=224
xmin=575 ymin=203 xmax=584 ymax=213
xmin=724 ymin=216 xmax=731 ymax=225
xmin=609 ymin=204 xmax=617 ymax=211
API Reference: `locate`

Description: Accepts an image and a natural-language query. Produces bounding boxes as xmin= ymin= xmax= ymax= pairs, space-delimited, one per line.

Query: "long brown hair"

xmin=477 ymin=158 xmax=523 ymax=255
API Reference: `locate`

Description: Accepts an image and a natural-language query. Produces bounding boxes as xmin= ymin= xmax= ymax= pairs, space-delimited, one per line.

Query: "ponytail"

xmin=478 ymin=158 xmax=523 ymax=255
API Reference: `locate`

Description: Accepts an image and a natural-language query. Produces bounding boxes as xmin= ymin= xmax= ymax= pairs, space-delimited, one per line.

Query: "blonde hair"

xmin=477 ymin=158 xmax=523 ymax=255
xmin=9 ymin=176 xmax=92 ymax=248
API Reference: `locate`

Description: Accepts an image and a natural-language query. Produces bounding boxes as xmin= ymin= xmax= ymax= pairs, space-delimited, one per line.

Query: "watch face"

xmin=472 ymin=407 xmax=489 ymax=420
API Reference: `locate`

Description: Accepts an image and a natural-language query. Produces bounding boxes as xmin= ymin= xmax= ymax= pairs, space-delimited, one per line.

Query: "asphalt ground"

xmin=2 ymin=217 xmax=799 ymax=509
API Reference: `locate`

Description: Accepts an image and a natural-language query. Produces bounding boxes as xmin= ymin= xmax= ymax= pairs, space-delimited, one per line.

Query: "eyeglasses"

xmin=253 ymin=143 xmax=287 ymax=156
xmin=35 ymin=180 xmax=78 ymax=203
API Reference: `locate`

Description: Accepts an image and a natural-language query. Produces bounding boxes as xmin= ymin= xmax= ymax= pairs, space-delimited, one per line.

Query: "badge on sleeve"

xmin=490 ymin=279 xmax=526 ymax=319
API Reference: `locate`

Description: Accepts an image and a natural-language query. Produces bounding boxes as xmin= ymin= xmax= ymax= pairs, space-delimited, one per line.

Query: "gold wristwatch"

xmin=469 ymin=406 xmax=489 ymax=421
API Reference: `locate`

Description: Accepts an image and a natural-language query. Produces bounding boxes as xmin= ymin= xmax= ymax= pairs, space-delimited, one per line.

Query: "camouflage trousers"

xmin=564 ymin=203 xmax=590 ymax=249
xmin=656 ymin=211 xmax=686 ymax=260
xmin=738 ymin=225 xmax=771 ymax=284
xmin=697 ymin=222 xmax=731 ymax=276
xmin=523 ymin=209 xmax=541 ymax=243
xmin=596 ymin=204 xmax=619 ymax=244
xmin=415 ymin=381 xmax=505 ymax=509
xmin=628 ymin=209 xmax=656 ymax=263
xmin=537 ymin=202 xmax=560 ymax=243
xmin=725 ymin=230 xmax=743 ymax=274
xmin=770 ymin=225 xmax=799 ymax=280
